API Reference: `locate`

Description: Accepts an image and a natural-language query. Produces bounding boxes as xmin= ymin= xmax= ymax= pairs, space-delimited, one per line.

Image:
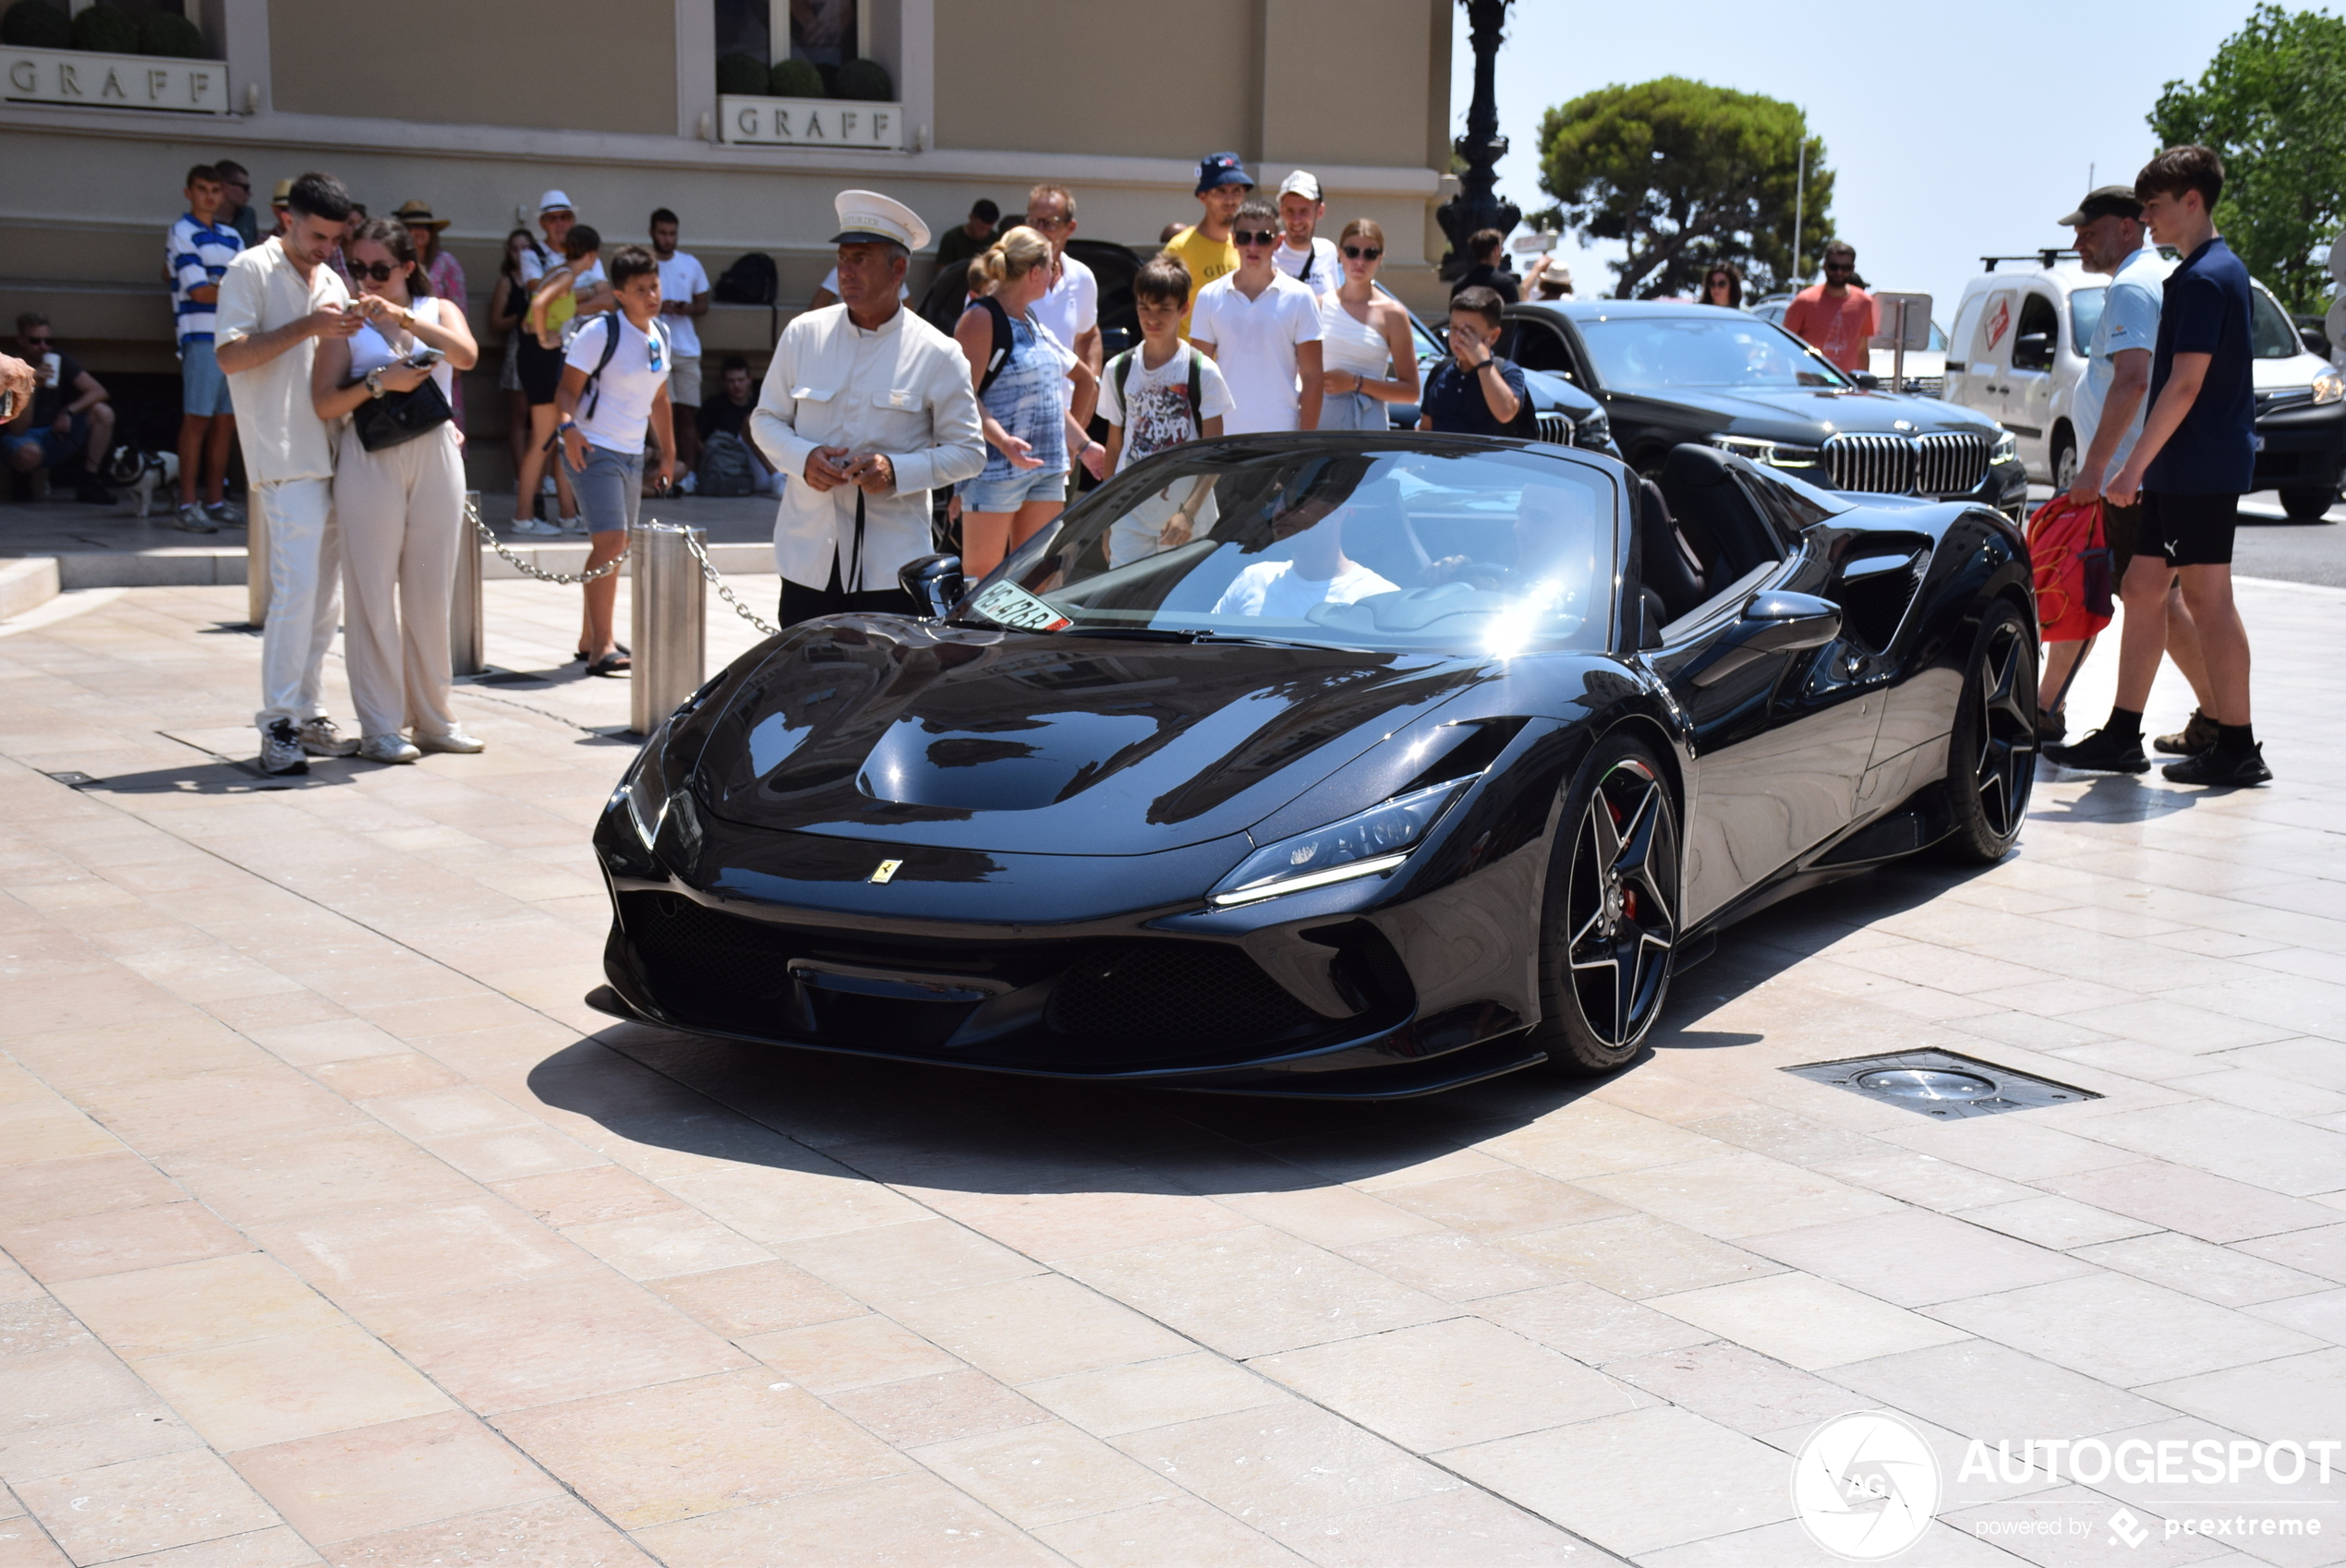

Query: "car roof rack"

xmin=1980 ymin=249 xmax=2079 ymax=272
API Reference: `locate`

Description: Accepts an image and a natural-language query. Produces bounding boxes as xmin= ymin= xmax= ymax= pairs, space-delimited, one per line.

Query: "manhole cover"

xmin=1784 ymin=1050 xmax=2097 ymax=1119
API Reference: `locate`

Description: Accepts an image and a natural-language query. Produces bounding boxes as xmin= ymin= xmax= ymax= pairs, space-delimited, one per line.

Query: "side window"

xmin=2013 ymin=293 xmax=2060 ymax=370
xmin=1510 ymin=320 xmax=1578 ymax=378
xmin=1947 ymin=296 xmax=1984 ymax=369
xmin=1974 ymin=289 xmax=2018 ymax=367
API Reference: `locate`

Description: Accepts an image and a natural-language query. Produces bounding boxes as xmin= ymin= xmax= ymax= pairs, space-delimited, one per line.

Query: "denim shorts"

xmin=564 ymin=442 xmax=643 ymax=535
xmin=180 ymin=340 xmax=234 ymax=416
xmin=0 ymin=414 xmax=84 ymax=470
xmin=960 ymin=464 xmax=1068 ymax=513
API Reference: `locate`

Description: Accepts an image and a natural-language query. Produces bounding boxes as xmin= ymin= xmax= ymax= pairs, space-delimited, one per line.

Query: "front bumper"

xmin=2254 ymin=398 xmax=2346 ymax=493
xmin=589 ymin=793 xmax=1552 ymax=1099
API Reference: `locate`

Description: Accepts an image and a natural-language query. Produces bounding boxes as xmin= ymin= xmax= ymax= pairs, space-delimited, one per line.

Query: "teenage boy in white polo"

xmin=1188 ymin=196 xmax=1324 ymax=434
xmin=215 ymin=171 xmax=366 ymax=776
xmin=556 ymin=246 xmax=677 ymax=676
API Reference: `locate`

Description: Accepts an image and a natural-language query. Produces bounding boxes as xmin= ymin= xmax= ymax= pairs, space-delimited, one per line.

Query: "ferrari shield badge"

xmin=869 ymin=859 xmax=903 ymax=884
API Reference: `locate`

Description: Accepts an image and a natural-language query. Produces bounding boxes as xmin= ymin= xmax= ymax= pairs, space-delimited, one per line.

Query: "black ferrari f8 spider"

xmin=589 ymin=434 xmax=2036 ymax=1097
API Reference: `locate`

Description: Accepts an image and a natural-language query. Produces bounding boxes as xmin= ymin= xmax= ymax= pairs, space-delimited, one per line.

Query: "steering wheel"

xmin=1421 ymin=560 xmax=1524 ymax=593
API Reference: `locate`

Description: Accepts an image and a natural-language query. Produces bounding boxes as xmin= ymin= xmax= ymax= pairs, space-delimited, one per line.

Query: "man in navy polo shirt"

xmin=2049 ymin=145 xmax=2267 ymax=786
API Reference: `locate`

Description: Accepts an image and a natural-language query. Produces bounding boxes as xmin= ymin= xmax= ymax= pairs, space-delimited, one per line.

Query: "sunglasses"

xmin=346 ymin=260 xmax=405 ymax=282
xmin=1026 ymin=213 xmax=1072 ymax=230
xmin=1233 ymin=229 xmax=1278 ymax=247
xmin=1823 ymin=262 xmax=1855 ymax=272
xmin=1343 ymin=245 xmax=1383 ymax=261
xmin=21 ymin=335 xmax=52 ymax=348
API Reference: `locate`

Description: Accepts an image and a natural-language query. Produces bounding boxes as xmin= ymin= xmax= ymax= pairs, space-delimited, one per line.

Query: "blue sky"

xmin=1452 ymin=0 xmax=2310 ymax=322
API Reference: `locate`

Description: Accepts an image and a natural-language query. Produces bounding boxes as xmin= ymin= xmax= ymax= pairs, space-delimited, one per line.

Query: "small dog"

xmin=103 ymin=446 xmax=178 ymax=518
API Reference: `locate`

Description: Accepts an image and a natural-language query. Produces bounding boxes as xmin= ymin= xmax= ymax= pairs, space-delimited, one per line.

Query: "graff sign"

xmin=4 ymin=47 xmax=227 ymax=113
xmin=720 ymin=94 xmax=901 ymax=150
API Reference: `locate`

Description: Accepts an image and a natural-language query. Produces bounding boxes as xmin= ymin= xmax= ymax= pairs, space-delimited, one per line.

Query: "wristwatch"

xmin=364 ymin=368 xmax=386 ymax=399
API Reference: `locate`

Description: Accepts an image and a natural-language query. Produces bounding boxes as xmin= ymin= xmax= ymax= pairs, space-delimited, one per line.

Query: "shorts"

xmin=2146 ymin=489 xmax=2239 ymax=568
xmin=563 ymin=442 xmax=643 ymax=535
xmin=2102 ymin=497 xmax=2141 ymax=581
xmin=668 ymin=355 xmax=701 ymax=408
xmin=516 ymin=333 xmax=565 ymax=406
xmin=1317 ymin=389 xmax=1389 ymax=431
xmin=1 ymin=414 xmax=84 ymax=470
xmin=180 ymin=340 xmax=234 ymax=416
xmin=498 ymin=330 xmax=521 ymax=393
xmin=960 ymin=464 xmax=1069 ymax=513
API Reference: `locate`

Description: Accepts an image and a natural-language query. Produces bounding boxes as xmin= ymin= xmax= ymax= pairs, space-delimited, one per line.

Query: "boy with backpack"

xmin=555 ymin=245 xmax=675 ymax=675
xmin=1099 ymin=256 xmax=1232 ymax=566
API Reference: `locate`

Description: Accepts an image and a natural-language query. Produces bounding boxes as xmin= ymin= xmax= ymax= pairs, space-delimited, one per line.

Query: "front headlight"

xmin=1710 ymin=434 xmax=1822 ymax=467
xmin=621 ymin=743 xmax=670 ymax=848
xmin=2313 ymin=368 xmax=2345 ymax=406
xmin=1575 ymin=409 xmax=1612 ymax=449
xmin=1991 ymin=428 xmax=2019 ymax=464
xmin=1210 ymin=780 xmax=1469 ymax=908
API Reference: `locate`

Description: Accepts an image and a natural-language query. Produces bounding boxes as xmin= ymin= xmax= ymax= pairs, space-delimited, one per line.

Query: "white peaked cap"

xmin=829 ymin=189 xmax=929 ymax=251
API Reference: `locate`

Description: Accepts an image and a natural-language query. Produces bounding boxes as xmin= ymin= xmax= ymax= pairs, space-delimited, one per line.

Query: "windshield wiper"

xmin=1058 ymin=626 xmax=1202 ymax=641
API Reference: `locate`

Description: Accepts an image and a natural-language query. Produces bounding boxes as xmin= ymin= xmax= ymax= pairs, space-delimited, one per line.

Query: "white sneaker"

xmin=296 ymin=717 xmax=359 ymax=757
xmin=511 ymin=517 xmax=562 ymax=537
xmin=414 ymin=728 xmax=486 ymax=754
xmin=357 ymin=733 xmax=422 ymax=765
xmin=258 ymin=718 xmax=308 ymax=776
xmin=677 ymin=472 xmax=698 ymax=495
xmin=559 ymin=515 xmax=588 ymax=536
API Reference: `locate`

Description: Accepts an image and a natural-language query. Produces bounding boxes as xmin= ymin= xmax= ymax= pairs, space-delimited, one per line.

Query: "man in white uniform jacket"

xmin=753 ymin=190 xmax=986 ymax=625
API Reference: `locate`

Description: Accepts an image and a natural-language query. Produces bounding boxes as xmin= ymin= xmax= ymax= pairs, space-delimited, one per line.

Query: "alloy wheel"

xmin=1566 ymin=758 xmax=1677 ymax=1049
xmin=1972 ymin=617 xmax=2037 ymax=838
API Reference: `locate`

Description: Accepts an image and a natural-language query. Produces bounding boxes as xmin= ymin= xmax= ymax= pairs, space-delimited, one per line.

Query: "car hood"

xmin=694 ymin=620 xmax=1497 ymax=854
xmin=2254 ymin=352 xmax=2335 ymax=393
xmin=1626 ymin=385 xmax=1998 ymax=437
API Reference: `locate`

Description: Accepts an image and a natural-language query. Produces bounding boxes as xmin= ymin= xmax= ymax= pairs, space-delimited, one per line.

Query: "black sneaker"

xmin=75 ymin=477 xmax=116 ymax=504
xmin=2153 ymin=708 xmax=2218 ymax=756
xmin=2163 ymin=744 xmax=2270 ymax=787
xmin=2042 ymin=727 xmax=2149 ymax=774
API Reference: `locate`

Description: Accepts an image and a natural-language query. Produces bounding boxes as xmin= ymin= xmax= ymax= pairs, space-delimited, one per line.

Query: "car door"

xmin=2005 ymin=287 xmax=2062 ymax=473
xmin=1965 ymin=288 xmax=2021 ymax=429
xmin=1641 ymin=471 xmax=1882 ymax=926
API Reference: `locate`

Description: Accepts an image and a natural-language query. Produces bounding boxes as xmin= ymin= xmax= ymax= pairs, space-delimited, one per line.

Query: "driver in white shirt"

xmin=1214 ymin=492 xmax=1396 ymax=617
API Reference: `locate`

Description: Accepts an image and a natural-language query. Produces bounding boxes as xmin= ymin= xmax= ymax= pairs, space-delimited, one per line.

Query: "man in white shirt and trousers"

xmin=753 ymin=190 xmax=986 ymax=626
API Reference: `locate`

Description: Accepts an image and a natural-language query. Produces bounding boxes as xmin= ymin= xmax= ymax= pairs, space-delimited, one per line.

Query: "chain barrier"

xmin=465 ymin=497 xmax=627 ymax=585
xmin=681 ymin=526 xmax=781 ymax=638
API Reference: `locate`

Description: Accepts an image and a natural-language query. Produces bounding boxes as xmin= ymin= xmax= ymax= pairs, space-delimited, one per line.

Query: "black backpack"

xmin=972 ymin=294 xmax=1018 ymax=397
xmin=713 ymin=252 xmax=778 ymax=305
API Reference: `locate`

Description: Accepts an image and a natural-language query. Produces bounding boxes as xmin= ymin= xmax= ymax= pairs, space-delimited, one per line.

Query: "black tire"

xmin=1535 ymin=734 xmax=1680 ymax=1075
xmin=1939 ymin=599 xmax=2038 ymax=864
xmin=2279 ymin=488 xmax=2337 ymax=524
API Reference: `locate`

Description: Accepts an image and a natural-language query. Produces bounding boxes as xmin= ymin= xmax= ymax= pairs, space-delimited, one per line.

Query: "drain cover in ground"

xmin=1783 ymin=1049 xmax=2097 ymax=1119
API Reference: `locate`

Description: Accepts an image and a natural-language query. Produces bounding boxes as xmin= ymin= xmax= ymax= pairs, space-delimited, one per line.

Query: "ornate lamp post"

xmin=1436 ymin=0 xmax=1521 ymax=278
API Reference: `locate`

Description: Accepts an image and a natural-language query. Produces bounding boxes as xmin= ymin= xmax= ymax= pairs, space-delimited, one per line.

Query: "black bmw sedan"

xmin=1502 ymin=300 xmax=2028 ymax=517
xmin=590 ymin=433 xmax=2035 ymax=1099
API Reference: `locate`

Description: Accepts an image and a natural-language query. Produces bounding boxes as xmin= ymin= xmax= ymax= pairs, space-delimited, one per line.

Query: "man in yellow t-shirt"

xmin=1164 ymin=151 xmax=1249 ymax=337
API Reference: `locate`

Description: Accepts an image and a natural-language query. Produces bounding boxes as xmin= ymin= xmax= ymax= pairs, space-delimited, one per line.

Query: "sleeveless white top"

xmin=1318 ymin=293 xmax=1389 ymax=380
xmin=349 ymin=296 xmax=455 ymax=401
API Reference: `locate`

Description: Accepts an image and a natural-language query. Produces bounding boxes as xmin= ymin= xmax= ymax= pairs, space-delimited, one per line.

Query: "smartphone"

xmin=405 ymin=346 xmax=444 ymax=368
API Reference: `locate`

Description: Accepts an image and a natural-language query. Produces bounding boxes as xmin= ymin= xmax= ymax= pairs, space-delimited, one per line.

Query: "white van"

xmin=1943 ymin=251 xmax=2346 ymax=521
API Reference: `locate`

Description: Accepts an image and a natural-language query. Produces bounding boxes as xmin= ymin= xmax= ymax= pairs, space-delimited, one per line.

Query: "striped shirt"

xmin=168 ymin=214 xmax=244 ymax=345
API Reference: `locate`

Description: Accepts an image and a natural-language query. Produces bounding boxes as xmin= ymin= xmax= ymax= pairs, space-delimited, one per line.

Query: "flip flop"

xmin=574 ymin=642 xmax=632 ymax=662
xmin=587 ymin=652 xmax=632 ymax=677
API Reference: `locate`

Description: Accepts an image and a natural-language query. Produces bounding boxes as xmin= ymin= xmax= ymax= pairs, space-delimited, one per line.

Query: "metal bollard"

xmin=245 ymin=489 xmax=271 ymax=628
xmin=629 ymin=522 xmax=705 ymax=735
xmin=450 ymin=490 xmax=485 ymax=676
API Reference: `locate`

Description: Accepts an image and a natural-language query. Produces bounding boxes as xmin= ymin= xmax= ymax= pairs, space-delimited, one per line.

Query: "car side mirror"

xmin=2013 ymin=332 xmax=2053 ymax=369
xmin=1852 ymin=372 xmax=1881 ymax=391
xmin=1689 ymin=590 xmax=1842 ymax=686
xmin=899 ymin=553 xmax=963 ymax=621
xmin=2302 ymin=329 xmax=2330 ymax=356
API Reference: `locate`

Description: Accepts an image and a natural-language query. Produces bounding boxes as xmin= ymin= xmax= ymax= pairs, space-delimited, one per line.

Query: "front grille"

xmin=1915 ymin=432 xmax=1990 ymax=496
xmin=617 ymin=891 xmax=1327 ymax=1065
xmin=1535 ymin=413 xmax=1573 ymax=446
xmin=1046 ymin=942 xmax=1321 ymax=1046
xmin=1824 ymin=433 xmax=1914 ymax=494
xmin=1824 ymin=431 xmax=1989 ymax=497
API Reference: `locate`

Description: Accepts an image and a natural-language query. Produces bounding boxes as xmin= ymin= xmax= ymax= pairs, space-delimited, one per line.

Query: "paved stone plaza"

xmin=2 ymin=573 xmax=2343 ymax=1566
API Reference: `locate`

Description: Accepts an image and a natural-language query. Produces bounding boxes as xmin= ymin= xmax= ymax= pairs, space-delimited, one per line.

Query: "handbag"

xmin=351 ymin=374 xmax=453 ymax=452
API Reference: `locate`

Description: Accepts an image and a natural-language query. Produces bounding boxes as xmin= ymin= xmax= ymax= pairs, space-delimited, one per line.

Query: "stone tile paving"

xmin=0 ymin=574 xmax=2340 ymax=1564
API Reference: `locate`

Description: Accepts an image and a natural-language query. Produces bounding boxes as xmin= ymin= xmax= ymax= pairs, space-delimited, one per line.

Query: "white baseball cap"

xmin=828 ymin=189 xmax=929 ymax=252
xmin=538 ymin=188 xmax=574 ymax=215
xmin=1277 ymin=170 xmax=1324 ymax=202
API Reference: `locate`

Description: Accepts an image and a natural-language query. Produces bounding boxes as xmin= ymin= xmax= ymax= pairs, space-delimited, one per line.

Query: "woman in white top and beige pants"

xmin=1314 ymin=219 xmax=1420 ymax=430
xmin=311 ymin=219 xmax=482 ymax=765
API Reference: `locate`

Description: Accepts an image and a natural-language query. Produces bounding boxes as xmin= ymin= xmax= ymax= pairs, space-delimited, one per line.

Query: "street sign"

xmin=1872 ymin=293 xmax=1933 ymax=352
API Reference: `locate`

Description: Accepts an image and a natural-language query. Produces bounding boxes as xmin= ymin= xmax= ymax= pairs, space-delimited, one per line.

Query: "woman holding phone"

xmin=311 ymin=218 xmax=482 ymax=766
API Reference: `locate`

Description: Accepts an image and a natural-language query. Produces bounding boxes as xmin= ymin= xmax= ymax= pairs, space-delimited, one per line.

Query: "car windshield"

xmin=1577 ymin=314 xmax=1854 ymax=391
xmin=967 ymin=441 xmax=1619 ymax=655
xmin=2251 ymin=289 xmax=2303 ymax=359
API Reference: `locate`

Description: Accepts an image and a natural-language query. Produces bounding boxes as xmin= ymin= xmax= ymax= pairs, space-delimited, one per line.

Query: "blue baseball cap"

xmin=1195 ymin=152 xmax=1253 ymax=196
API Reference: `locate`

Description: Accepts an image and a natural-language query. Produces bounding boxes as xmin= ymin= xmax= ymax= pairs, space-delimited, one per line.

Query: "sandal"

xmin=586 ymin=651 xmax=632 ymax=677
xmin=574 ymin=642 xmax=631 ymax=662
